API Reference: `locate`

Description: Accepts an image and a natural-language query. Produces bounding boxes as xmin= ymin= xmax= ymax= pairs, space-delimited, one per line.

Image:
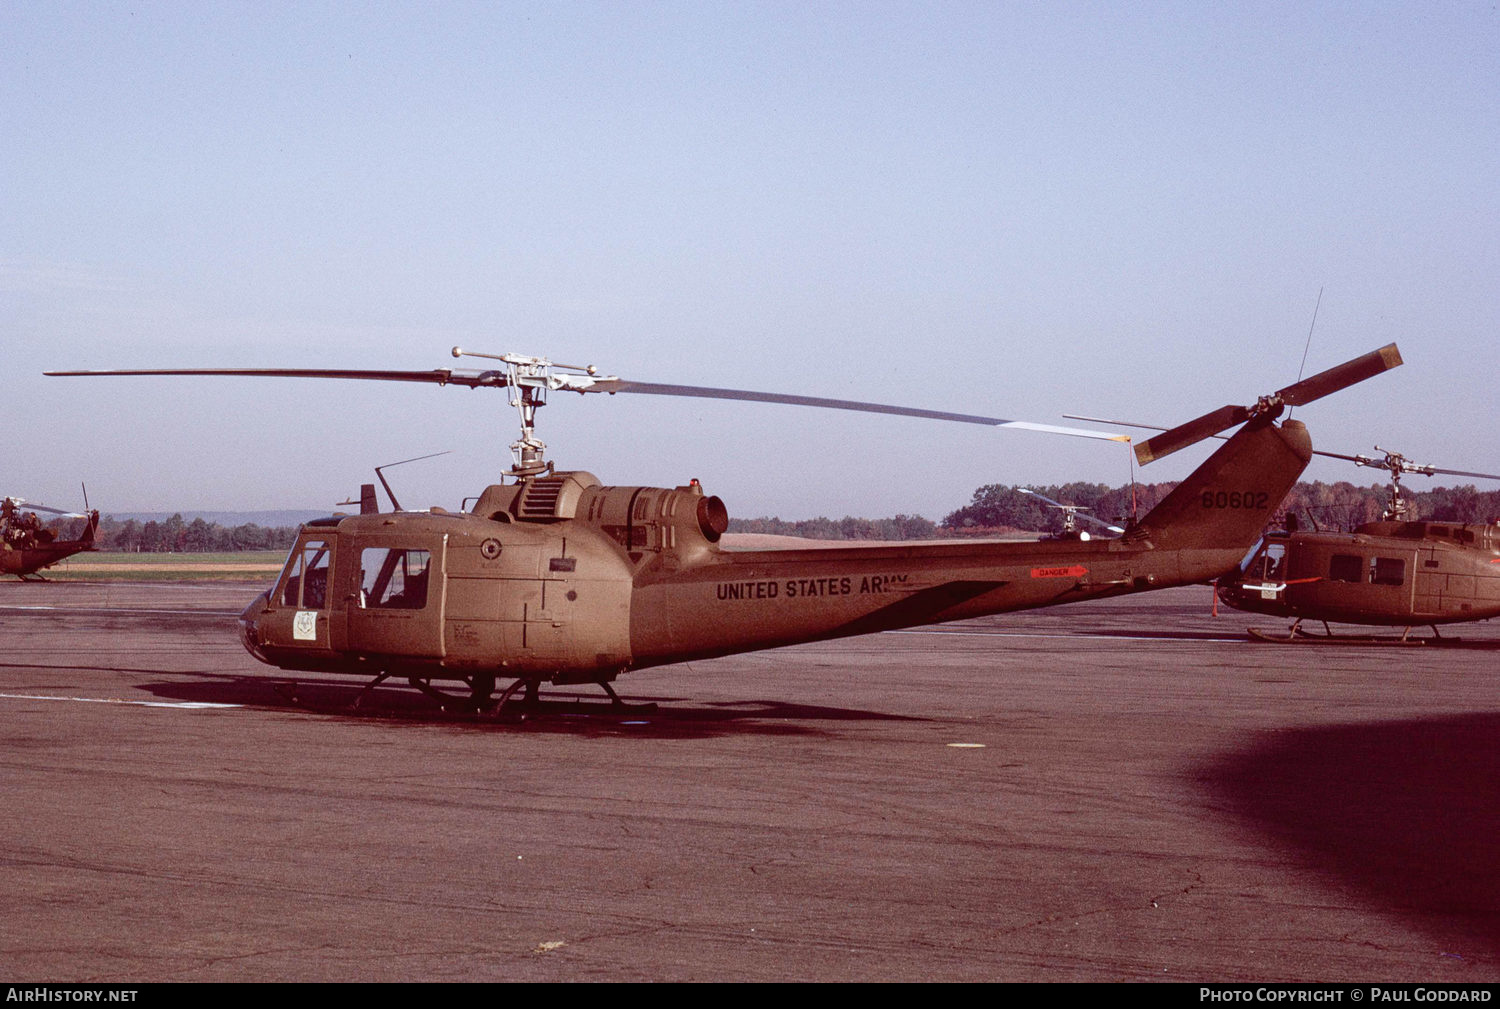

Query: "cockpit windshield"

xmin=1239 ymin=539 xmax=1287 ymax=582
xmin=280 ymin=540 xmax=332 ymax=608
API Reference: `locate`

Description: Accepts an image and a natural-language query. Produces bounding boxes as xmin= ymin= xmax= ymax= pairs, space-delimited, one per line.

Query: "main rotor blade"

xmin=1277 ymin=343 xmax=1402 ymax=406
xmin=49 ymin=364 xmax=1131 ymax=443
xmin=1295 ymin=452 xmax=1500 ymax=480
xmin=9 ymin=500 xmax=86 ymax=518
xmin=1074 ymin=512 xmax=1126 ymax=534
xmin=1063 ymin=414 xmax=1170 ymax=433
xmin=1427 ymin=466 xmax=1500 ymax=481
xmin=44 ymin=367 xmax=509 ymax=389
xmin=1134 ymin=405 xmax=1251 ymax=465
xmin=600 ymin=380 xmax=1131 ymax=443
xmin=1017 ymin=487 xmax=1076 ymax=510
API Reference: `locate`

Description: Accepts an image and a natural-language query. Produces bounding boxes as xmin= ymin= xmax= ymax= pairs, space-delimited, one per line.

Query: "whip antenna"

xmin=1288 ymin=287 xmax=1323 ymax=420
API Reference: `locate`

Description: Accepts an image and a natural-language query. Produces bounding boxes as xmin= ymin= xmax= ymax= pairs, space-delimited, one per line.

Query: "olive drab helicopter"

xmin=1016 ymin=487 xmax=1125 ymax=541
xmin=1215 ymin=447 xmax=1500 ymax=642
xmin=48 ymin=343 xmax=1400 ymax=711
xmin=1 ymin=495 xmax=100 ymax=579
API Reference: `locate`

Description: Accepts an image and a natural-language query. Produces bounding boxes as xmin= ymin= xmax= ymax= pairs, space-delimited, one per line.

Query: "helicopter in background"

xmin=48 ymin=343 xmax=1399 ymax=710
xmin=1017 ymin=487 xmax=1125 ymax=541
xmin=1217 ymin=447 xmax=1500 ymax=642
xmin=1 ymin=496 xmax=100 ymax=579
xmin=1067 ymin=412 xmax=1500 ymax=642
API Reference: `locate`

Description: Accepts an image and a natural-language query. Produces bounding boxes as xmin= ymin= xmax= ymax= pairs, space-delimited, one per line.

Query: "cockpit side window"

xmin=360 ymin=548 xmax=431 ymax=610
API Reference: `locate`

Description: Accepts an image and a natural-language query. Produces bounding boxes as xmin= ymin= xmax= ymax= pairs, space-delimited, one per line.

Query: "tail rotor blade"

xmin=1134 ymin=405 xmax=1251 ymax=465
xmin=1278 ymin=343 xmax=1402 ymax=407
xmin=1136 ymin=343 xmax=1403 ymax=465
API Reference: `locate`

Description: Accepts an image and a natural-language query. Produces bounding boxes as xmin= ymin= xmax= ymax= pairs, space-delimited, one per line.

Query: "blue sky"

xmin=5 ymin=2 xmax=1496 ymax=519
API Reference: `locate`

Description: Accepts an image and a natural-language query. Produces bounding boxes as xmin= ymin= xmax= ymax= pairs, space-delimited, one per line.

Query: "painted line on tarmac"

xmin=0 ymin=691 xmax=241 ymax=710
xmin=891 ymin=628 xmax=1247 ymax=644
xmin=0 ymin=605 xmax=241 ymax=617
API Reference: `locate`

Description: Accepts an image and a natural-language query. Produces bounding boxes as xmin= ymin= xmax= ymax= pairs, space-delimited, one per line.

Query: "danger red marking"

xmin=1030 ymin=565 xmax=1088 ymax=579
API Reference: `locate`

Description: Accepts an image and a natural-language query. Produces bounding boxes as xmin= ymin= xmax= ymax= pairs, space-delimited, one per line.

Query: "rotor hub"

xmin=450 ymin=348 xmax=607 ymax=480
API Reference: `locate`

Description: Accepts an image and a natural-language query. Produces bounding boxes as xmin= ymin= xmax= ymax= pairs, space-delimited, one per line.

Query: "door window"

xmin=1329 ymin=554 xmax=1363 ymax=583
xmin=360 ymin=548 xmax=432 ymax=609
xmin=1370 ymin=556 xmax=1405 ymax=586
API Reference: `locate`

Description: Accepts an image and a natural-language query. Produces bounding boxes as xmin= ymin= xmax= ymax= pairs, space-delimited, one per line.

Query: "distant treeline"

xmin=951 ymin=480 xmax=1500 ymax=534
xmin=1281 ymin=482 xmax=1500 ymax=530
xmin=37 ymin=481 xmax=1500 ymax=550
xmin=48 ymin=514 xmax=302 ymax=553
xmin=727 ymin=514 xmax=941 ymax=541
xmin=735 ymin=481 xmax=1500 ymax=541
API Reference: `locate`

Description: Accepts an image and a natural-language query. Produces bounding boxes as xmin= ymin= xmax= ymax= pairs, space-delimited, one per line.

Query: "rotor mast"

xmin=449 ymin=348 xmax=606 ymax=479
xmin=1351 ymin=447 xmax=1436 ymax=522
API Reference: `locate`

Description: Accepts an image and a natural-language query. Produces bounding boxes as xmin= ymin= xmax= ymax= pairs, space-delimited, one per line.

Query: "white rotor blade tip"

xmin=1000 ymin=421 xmax=1131 ymax=443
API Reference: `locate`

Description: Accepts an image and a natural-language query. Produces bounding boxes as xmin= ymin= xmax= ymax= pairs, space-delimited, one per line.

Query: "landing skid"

xmin=407 ymin=673 xmax=500 ymax=712
xmin=484 ymin=677 xmax=659 ymax=715
xmin=409 ymin=675 xmax=658 ymax=716
xmin=598 ymin=680 xmax=658 ymax=713
xmin=276 ymin=672 xmax=656 ymax=718
xmin=1248 ymin=620 xmax=1455 ymax=645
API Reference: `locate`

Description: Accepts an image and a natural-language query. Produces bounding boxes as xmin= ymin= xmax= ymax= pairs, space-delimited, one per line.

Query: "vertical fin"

xmin=1135 ymin=418 xmax=1311 ymax=553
